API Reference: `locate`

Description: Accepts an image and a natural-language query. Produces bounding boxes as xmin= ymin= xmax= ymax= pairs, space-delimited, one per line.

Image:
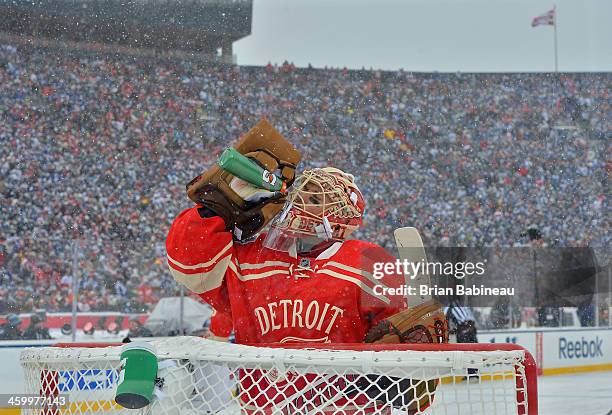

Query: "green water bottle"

xmin=218 ymin=147 xmax=287 ymax=193
xmin=115 ymin=342 xmax=158 ymax=409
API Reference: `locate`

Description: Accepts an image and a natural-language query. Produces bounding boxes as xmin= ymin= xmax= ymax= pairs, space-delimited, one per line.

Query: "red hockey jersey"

xmin=166 ymin=207 xmax=406 ymax=344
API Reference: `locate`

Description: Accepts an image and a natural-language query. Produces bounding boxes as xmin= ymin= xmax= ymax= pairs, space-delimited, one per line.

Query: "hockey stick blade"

xmin=394 ymin=227 xmax=432 ymax=305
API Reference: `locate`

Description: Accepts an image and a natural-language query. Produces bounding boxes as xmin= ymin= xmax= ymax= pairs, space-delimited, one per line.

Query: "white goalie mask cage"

xmin=262 ymin=167 xmax=365 ymax=254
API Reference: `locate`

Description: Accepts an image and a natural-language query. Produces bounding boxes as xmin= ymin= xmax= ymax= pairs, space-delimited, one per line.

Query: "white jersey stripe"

xmin=324 ymin=261 xmax=391 ymax=291
xmin=230 ymin=260 xmax=290 ymax=281
xmin=167 ymin=240 xmax=233 ymax=272
xmin=318 ymin=269 xmax=391 ymax=305
xmin=237 ymin=268 xmax=290 ymax=282
xmin=169 ymin=254 xmax=232 ymax=294
xmin=240 ymin=260 xmax=291 ymax=270
xmin=228 ymin=260 xmax=242 ymax=279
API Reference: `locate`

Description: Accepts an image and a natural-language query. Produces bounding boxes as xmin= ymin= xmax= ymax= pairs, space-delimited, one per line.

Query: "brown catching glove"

xmin=364 ymin=299 xmax=448 ymax=344
xmin=186 ymin=119 xmax=301 ymax=241
xmin=360 ymin=300 xmax=448 ymax=413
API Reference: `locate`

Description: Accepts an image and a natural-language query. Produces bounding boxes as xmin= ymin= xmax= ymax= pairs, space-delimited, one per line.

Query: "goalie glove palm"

xmin=229 ymin=177 xmax=277 ymax=202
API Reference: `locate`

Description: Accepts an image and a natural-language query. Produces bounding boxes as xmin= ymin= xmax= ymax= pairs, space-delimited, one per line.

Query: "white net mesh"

xmin=21 ymin=337 xmax=536 ymax=415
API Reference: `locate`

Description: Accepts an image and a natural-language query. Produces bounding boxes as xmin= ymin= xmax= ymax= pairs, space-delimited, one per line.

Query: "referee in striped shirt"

xmin=445 ymin=299 xmax=478 ymax=342
xmin=446 ymin=299 xmax=479 ymax=376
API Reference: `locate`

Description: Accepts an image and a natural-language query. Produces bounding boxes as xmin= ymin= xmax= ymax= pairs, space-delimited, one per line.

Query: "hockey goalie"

xmin=166 ymin=119 xmax=447 ymax=414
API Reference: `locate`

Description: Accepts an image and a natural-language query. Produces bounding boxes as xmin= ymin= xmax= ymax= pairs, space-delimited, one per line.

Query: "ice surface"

xmin=537 ymin=371 xmax=612 ymax=414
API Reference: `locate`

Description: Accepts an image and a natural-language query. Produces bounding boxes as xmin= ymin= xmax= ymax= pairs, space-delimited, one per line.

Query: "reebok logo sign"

xmin=559 ymin=336 xmax=603 ymax=359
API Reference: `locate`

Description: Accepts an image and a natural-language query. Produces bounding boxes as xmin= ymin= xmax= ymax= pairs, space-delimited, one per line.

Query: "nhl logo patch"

xmin=299 ymin=258 xmax=311 ymax=269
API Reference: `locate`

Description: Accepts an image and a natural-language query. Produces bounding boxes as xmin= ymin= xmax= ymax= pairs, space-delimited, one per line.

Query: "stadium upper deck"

xmin=0 ymin=0 xmax=252 ymax=57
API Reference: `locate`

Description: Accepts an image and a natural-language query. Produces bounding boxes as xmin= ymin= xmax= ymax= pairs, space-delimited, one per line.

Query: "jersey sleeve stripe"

xmin=318 ymin=269 xmax=391 ymax=305
xmin=169 ymin=255 xmax=232 ymax=294
xmin=167 ymin=240 xmax=233 ymax=272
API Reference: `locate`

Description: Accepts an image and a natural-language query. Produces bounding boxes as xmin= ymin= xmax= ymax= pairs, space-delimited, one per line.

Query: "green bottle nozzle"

xmin=218 ymin=147 xmax=287 ymax=193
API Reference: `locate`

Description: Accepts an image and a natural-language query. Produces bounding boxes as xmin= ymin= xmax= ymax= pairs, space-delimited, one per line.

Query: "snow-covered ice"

xmin=538 ymin=371 xmax=612 ymax=414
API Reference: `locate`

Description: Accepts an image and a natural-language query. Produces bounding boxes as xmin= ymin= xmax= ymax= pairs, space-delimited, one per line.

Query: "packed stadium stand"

xmin=0 ymin=43 xmax=609 ymax=314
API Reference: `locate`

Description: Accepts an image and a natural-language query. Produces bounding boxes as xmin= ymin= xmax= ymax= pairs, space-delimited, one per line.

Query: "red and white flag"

xmin=532 ymin=8 xmax=555 ymax=27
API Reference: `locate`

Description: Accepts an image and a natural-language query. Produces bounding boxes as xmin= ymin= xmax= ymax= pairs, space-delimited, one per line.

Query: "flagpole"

xmin=553 ymin=4 xmax=559 ymax=72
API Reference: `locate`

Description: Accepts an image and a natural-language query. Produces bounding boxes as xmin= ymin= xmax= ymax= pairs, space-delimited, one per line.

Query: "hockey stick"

xmin=393 ymin=227 xmax=432 ymax=306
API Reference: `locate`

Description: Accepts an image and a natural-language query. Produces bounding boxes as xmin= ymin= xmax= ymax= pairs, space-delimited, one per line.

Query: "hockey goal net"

xmin=21 ymin=337 xmax=537 ymax=415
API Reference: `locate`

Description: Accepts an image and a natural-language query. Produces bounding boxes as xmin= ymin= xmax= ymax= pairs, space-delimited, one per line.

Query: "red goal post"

xmin=21 ymin=338 xmax=538 ymax=415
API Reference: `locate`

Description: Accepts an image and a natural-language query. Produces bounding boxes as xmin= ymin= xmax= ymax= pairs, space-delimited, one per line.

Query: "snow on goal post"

xmin=20 ymin=337 xmax=537 ymax=415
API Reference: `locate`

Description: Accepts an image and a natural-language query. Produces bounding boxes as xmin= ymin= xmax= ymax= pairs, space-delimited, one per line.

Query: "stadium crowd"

xmin=0 ymin=44 xmax=609 ymax=314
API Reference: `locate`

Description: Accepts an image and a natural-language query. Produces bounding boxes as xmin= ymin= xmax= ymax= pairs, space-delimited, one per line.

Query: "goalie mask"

xmin=263 ymin=167 xmax=365 ymax=254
